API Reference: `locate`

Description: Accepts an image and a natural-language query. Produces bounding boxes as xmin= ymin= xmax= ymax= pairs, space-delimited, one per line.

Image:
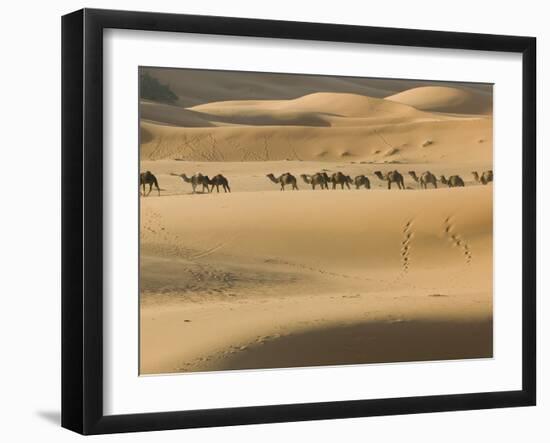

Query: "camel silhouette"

xmin=354 ymin=175 xmax=371 ymax=189
xmin=206 ymin=174 xmax=231 ymax=193
xmin=266 ymin=173 xmax=299 ymax=191
xmin=440 ymin=175 xmax=465 ymax=187
xmin=472 ymin=170 xmax=493 ymax=185
xmin=374 ymin=170 xmax=405 ymax=190
xmin=300 ymin=173 xmax=329 ymax=190
xmin=172 ymin=172 xmax=210 ymax=193
xmin=408 ymin=170 xmax=437 ymax=189
xmin=140 ymin=171 xmax=160 ymax=196
xmin=319 ymin=172 xmax=331 ymax=184
xmin=330 ymin=172 xmax=352 ymax=190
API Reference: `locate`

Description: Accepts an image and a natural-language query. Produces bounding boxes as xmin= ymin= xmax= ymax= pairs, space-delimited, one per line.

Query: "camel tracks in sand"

xmin=443 ymin=216 xmax=472 ymax=265
xmin=400 ymin=219 xmax=414 ymax=274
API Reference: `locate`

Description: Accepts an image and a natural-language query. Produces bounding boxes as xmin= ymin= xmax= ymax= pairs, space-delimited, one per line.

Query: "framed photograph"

xmin=62 ymin=8 xmax=536 ymax=435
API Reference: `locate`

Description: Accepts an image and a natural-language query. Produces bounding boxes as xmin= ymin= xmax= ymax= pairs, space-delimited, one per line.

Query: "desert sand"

xmin=139 ymin=69 xmax=493 ymax=374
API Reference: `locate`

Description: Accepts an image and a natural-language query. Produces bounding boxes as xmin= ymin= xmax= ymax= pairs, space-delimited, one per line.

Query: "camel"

xmin=266 ymin=173 xmax=299 ymax=191
xmin=330 ymin=172 xmax=351 ymax=190
xmin=472 ymin=170 xmax=493 ymax=185
xmin=440 ymin=175 xmax=465 ymax=187
xmin=319 ymin=172 xmax=331 ymax=184
xmin=300 ymin=173 xmax=329 ymax=190
xmin=206 ymin=174 xmax=231 ymax=193
xmin=140 ymin=171 xmax=160 ymax=196
xmin=172 ymin=172 xmax=210 ymax=193
xmin=374 ymin=170 xmax=405 ymax=190
xmin=354 ymin=175 xmax=371 ymax=189
xmin=408 ymin=170 xmax=437 ymax=189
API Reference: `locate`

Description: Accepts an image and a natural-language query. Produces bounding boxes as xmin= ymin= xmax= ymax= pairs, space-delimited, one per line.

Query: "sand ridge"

xmin=386 ymin=86 xmax=492 ymax=115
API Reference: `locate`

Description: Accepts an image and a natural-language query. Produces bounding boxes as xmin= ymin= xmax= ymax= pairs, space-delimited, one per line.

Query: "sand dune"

xmin=143 ymin=67 xmax=492 ymax=108
xmin=190 ymin=92 xmax=425 ymax=118
xmin=141 ymin=88 xmax=492 ymax=164
xmin=140 ymin=115 xmax=492 ymax=163
xmin=142 ymin=93 xmax=456 ymax=129
xmin=140 ymin=181 xmax=492 ymax=374
xmin=141 ymin=100 xmax=215 ymax=127
xmin=142 ymin=100 xmax=336 ymax=128
xmin=386 ymin=86 xmax=492 ymax=115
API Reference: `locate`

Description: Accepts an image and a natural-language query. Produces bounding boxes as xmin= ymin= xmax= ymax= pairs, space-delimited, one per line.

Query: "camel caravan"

xmin=266 ymin=169 xmax=491 ymax=191
xmin=299 ymin=172 xmax=364 ymax=190
xmin=171 ymin=172 xmax=231 ymax=193
xmin=140 ymin=169 xmax=493 ymax=196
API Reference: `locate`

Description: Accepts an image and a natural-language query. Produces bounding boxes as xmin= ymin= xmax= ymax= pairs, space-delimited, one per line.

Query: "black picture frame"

xmin=62 ymin=8 xmax=536 ymax=435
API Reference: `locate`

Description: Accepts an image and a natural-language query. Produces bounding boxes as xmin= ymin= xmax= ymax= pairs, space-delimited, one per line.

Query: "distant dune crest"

xmin=190 ymin=92 xmax=415 ymax=117
xmin=386 ymin=86 xmax=492 ymax=115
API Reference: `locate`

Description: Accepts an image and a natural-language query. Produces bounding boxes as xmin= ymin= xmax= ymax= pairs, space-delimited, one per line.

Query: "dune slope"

xmin=140 ymin=185 xmax=492 ymax=374
xmin=386 ymin=86 xmax=492 ymax=115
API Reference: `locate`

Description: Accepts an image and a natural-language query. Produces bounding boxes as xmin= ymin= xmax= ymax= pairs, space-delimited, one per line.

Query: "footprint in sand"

xmin=399 ymin=219 xmax=414 ymax=275
xmin=443 ymin=216 xmax=472 ymax=265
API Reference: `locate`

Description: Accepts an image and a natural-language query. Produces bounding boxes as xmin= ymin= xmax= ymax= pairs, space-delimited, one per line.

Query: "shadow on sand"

xmin=206 ymin=319 xmax=493 ymax=372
